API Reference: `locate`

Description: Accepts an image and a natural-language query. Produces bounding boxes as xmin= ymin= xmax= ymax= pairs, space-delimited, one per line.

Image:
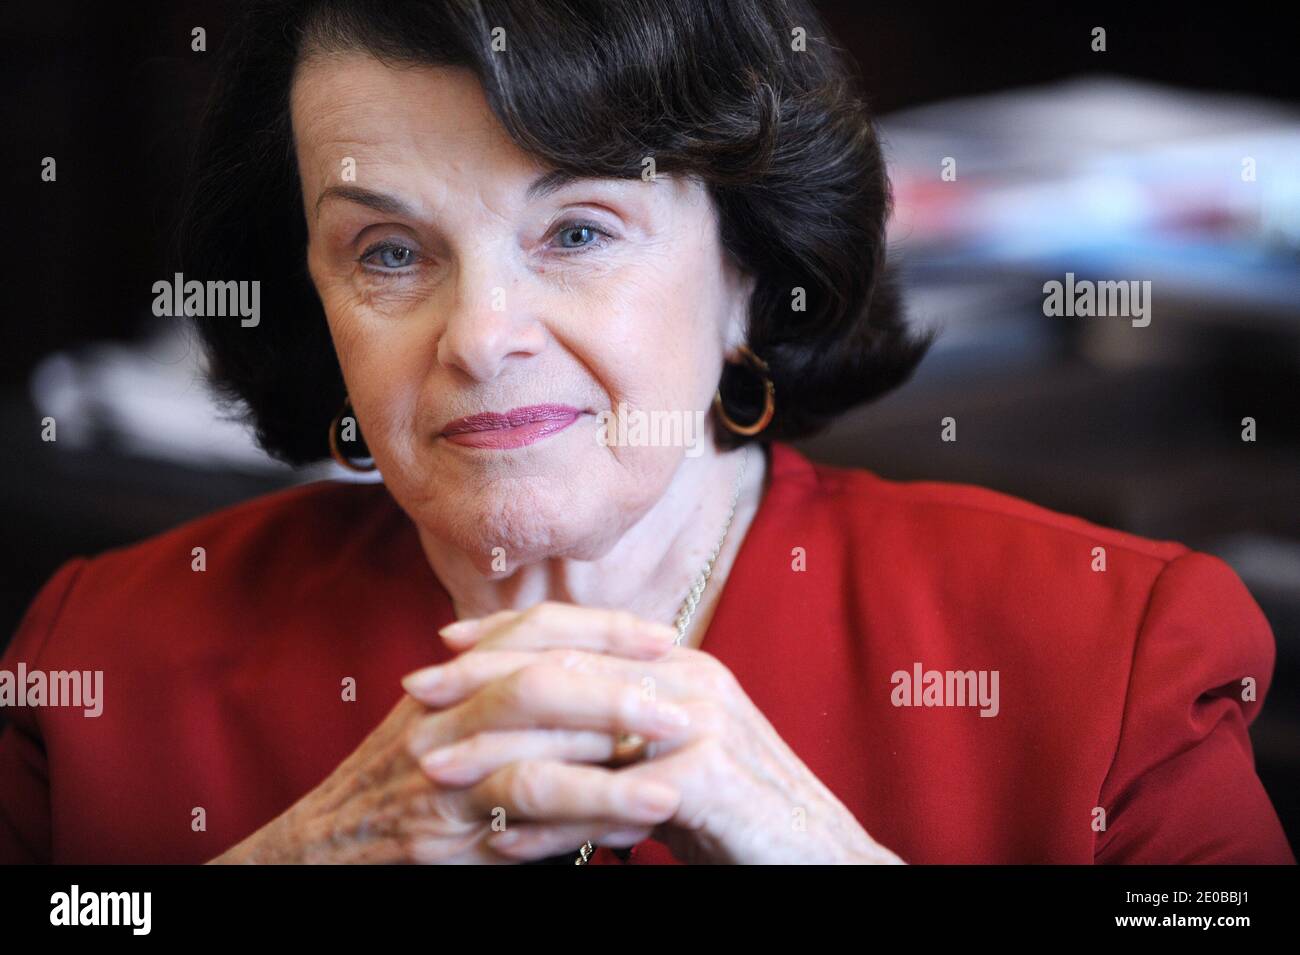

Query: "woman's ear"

xmin=722 ymin=266 xmax=757 ymax=355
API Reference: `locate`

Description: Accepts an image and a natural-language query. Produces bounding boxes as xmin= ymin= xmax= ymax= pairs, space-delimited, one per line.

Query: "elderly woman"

xmin=1 ymin=0 xmax=1292 ymax=866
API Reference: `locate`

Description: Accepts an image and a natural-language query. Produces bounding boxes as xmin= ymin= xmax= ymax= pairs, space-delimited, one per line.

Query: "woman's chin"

xmin=416 ymin=491 xmax=644 ymax=573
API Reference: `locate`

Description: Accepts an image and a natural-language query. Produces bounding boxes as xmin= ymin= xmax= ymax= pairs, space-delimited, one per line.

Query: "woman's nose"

xmin=435 ymin=258 xmax=545 ymax=381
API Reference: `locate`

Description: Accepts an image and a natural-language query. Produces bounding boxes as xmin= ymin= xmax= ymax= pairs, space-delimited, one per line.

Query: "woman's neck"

xmin=415 ymin=443 xmax=770 ymax=650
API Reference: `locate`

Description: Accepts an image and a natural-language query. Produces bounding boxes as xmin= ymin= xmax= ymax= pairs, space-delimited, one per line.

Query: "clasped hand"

xmin=220 ymin=601 xmax=902 ymax=864
xmin=393 ymin=602 xmax=900 ymax=864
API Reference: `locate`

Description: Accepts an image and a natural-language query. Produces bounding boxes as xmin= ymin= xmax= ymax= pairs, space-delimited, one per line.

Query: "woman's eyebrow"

xmin=315 ymin=172 xmax=637 ymax=220
xmin=527 ymin=169 xmax=651 ymax=201
xmin=526 ymin=169 xmax=580 ymax=201
xmin=315 ymin=185 xmax=417 ymax=220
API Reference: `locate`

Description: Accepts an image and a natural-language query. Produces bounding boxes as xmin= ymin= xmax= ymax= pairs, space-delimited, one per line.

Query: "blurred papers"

xmin=882 ymin=75 xmax=1300 ymax=311
xmin=29 ymin=319 xmax=375 ymax=482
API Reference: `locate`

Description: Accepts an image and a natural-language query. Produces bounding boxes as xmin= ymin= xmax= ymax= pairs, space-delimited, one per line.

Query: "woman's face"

xmin=291 ymin=53 xmax=754 ymax=570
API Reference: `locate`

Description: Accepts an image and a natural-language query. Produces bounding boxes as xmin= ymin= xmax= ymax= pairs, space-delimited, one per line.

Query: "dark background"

xmin=2 ymin=3 xmax=1297 ymax=854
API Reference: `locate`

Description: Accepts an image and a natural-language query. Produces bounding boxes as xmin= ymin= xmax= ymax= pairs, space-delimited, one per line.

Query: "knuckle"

xmin=516 ymin=661 xmax=561 ymax=697
xmin=610 ymin=609 xmax=639 ymax=636
xmin=490 ymin=671 xmax=529 ymax=711
xmin=505 ymin=762 xmax=551 ymax=816
xmin=613 ymin=684 xmax=645 ymax=730
xmin=697 ymin=654 xmax=739 ymax=697
xmin=544 ymin=647 xmax=586 ymax=671
xmin=493 ymin=663 xmax=557 ymax=713
xmin=689 ymin=699 xmax=730 ymax=738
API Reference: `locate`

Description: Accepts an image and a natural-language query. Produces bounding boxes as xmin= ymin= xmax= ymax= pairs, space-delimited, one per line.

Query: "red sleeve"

xmin=1095 ymin=551 xmax=1295 ymax=863
xmin=0 ymin=558 xmax=87 ymax=864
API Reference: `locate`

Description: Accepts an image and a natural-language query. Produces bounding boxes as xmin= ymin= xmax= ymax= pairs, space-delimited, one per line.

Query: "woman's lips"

xmin=440 ymin=404 xmax=583 ymax=449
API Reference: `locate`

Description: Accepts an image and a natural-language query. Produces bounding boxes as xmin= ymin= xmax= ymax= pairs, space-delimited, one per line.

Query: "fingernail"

xmin=438 ymin=620 xmax=479 ymax=639
xmin=401 ymin=667 xmax=441 ymax=694
xmin=490 ymin=829 xmax=521 ymax=847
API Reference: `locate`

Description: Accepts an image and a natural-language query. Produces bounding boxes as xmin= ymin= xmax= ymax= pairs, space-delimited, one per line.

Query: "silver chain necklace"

xmin=574 ymin=444 xmax=752 ymax=864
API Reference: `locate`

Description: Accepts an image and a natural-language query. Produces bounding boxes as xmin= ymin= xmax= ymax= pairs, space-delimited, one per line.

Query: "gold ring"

xmin=608 ymin=732 xmax=649 ymax=767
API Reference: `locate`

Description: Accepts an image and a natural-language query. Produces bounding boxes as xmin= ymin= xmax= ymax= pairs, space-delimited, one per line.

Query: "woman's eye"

xmin=551 ymin=222 xmax=609 ymax=252
xmin=359 ymin=242 xmax=417 ymax=271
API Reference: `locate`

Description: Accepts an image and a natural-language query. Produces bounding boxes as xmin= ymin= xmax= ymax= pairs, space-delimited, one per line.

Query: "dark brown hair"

xmin=180 ymin=0 xmax=933 ymax=463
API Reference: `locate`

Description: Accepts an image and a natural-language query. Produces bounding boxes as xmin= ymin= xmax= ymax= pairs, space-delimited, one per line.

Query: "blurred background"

xmin=1 ymin=4 xmax=1296 ymax=852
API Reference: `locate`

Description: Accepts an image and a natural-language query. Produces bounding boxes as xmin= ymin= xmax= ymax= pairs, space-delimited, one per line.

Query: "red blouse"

xmin=0 ymin=442 xmax=1292 ymax=864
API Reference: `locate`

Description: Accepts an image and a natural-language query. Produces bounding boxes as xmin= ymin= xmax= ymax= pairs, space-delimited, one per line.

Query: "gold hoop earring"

xmin=713 ymin=344 xmax=775 ymax=437
xmin=328 ymin=396 xmax=378 ymax=472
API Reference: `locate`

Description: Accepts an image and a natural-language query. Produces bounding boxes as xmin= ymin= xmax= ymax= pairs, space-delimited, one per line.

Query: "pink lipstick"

xmin=440 ymin=404 xmax=583 ymax=449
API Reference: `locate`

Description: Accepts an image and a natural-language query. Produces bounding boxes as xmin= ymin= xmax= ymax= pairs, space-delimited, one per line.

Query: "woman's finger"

xmin=487 ymin=822 xmax=655 ymax=861
xmin=407 ymin=663 xmax=692 ymax=756
xmin=458 ymin=758 xmax=680 ymax=828
xmin=402 ymin=646 xmax=687 ymax=708
xmin=439 ymin=601 xmax=678 ymax=658
xmin=417 ymin=727 xmax=618 ymax=783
